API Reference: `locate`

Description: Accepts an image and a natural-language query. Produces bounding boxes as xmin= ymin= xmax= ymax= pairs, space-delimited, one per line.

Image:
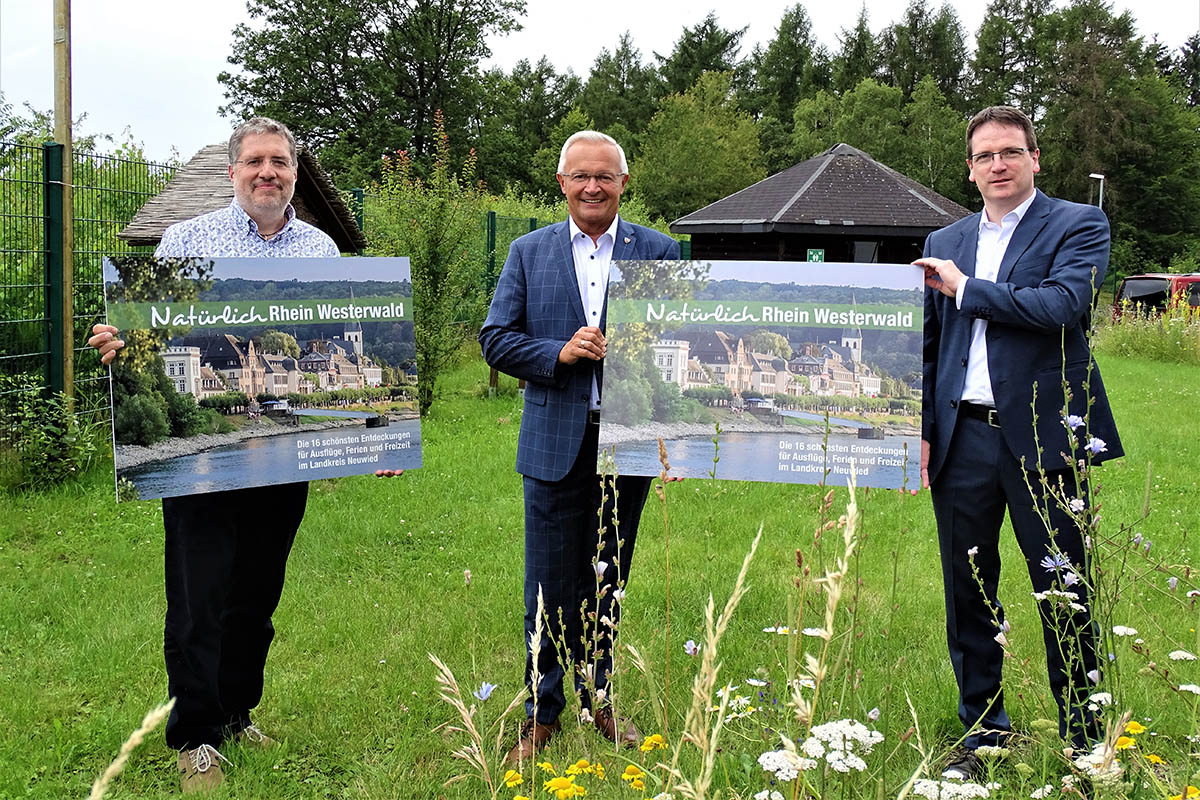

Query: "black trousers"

xmin=522 ymin=421 xmax=652 ymax=724
xmin=931 ymin=414 xmax=1099 ymax=749
xmin=162 ymin=481 xmax=308 ymax=750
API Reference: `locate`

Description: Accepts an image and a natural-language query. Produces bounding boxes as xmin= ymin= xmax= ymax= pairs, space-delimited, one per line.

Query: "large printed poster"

xmin=601 ymin=260 xmax=924 ymax=489
xmin=103 ymin=256 xmax=421 ymax=501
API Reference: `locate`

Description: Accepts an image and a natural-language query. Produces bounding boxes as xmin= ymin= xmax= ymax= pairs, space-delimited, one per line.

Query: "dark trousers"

xmin=931 ymin=415 xmax=1099 ymax=749
xmin=522 ymin=421 xmax=652 ymax=724
xmin=162 ymin=481 xmax=308 ymax=750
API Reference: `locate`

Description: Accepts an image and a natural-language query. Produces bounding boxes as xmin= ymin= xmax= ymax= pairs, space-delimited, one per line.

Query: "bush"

xmin=1094 ymin=301 xmax=1200 ymax=364
xmin=0 ymin=376 xmax=102 ymax=490
xmin=165 ymin=390 xmax=209 ymax=437
xmin=114 ymin=394 xmax=170 ymax=446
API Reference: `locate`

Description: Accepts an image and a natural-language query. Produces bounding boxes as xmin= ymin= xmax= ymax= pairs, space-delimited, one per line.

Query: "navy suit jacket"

xmin=922 ymin=189 xmax=1123 ymax=483
xmin=480 ymin=218 xmax=680 ymax=482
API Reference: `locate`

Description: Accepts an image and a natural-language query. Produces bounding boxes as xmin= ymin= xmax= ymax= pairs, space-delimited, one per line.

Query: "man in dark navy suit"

xmin=916 ymin=106 xmax=1122 ymax=779
xmin=480 ymin=131 xmax=679 ymax=763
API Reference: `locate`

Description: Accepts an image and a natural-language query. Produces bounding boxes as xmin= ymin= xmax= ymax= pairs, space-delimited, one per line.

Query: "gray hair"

xmin=557 ymin=130 xmax=628 ymax=174
xmin=228 ymin=116 xmax=297 ymax=165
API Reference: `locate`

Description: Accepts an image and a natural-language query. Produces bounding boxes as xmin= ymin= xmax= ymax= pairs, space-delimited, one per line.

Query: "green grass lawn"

xmin=0 ymin=353 xmax=1196 ymax=799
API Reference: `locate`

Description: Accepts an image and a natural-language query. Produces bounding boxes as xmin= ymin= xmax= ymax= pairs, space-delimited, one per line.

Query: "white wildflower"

xmin=1072 ymin=741 xmax=1124 ymax=786
xmin=802 ymin=627 xmax=831 ymax=639
xmin=912 ymin=778 xmax=996 ymax=799
xmin=746 ymin=678 xmax=767 ymax=687
xmin=1168 ymin=650 xmax=1197 ymax=661
xmin=1111 ymin=625 xmax=1138 ymax=637
xmin=1178 ymin=683 xmax=1200 ymax=695
xmin=757 ymin=749 xmax=809 ymax=781
xmin=1030 ymin=784 xmax=1055 ymax=799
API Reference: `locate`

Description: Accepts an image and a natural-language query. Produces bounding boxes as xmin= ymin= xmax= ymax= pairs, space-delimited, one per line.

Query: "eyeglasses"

xmin=561 ymin=171 xmax=624 ymax=186
xmin=235 ymin=156 xmax=294 ymax=170
xmin=969 ymin=147 xmax=1030 ymax=167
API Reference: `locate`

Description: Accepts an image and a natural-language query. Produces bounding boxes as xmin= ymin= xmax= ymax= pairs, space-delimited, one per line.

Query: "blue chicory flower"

xmin=1085 ymin=437 xmax=1107 ymax=455
xmin=1040 ymin=553 xmax=1072 ymax=572
xmin=473 ymin=681 xmax=497 ymax=701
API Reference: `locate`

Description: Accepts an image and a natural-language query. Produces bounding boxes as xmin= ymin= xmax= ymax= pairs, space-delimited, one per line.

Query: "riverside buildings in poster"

xmin=601 ymin=260 xmax=924 ymax=489
xmin=103 ymin=256 xmax=421 ymax=501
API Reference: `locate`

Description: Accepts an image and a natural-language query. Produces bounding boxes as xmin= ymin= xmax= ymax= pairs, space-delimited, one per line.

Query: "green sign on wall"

xmin=807 ymin=249 xmax=825 ymax=262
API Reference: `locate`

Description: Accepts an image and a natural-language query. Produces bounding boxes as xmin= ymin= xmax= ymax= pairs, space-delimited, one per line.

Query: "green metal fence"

xmin=0 ymin=139 xmax=175 ymax=420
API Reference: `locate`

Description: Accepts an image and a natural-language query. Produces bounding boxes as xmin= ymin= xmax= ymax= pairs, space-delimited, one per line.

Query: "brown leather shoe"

xmin=593 ymin=707 xmax=640 ymax=748
xmin=504 ymin=717 xmax=561 ymax=765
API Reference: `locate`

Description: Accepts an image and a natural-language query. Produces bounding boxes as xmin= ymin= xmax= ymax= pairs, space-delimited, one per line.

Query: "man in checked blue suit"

xmin=480 ymin=131 xmax=679 ymax=763
xmin=915 ymin=106 xmax=1122 ymax=780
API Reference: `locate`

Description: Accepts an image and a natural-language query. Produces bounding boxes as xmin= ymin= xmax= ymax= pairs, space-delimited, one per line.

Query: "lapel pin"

xmin=624 ymin=237 xmax=631 ymax=244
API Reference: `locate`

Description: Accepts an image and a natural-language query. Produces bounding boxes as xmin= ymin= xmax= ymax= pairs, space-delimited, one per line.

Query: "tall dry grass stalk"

xmin=656 ymin=437 xmax=673 ymax=737
xmin=430 ymin=652 xmax=523 ymax=797
xmin=431 ymin=590 xmax=542 ymax=794
xmin=86 ymin=698 xmax=174 ymax=800
xmin=665 ymin=526 xmax=762 ymax=800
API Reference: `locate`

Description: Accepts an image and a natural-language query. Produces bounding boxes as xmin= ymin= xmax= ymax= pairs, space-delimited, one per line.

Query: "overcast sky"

xmin=2 ymin=0 xmax=1197 ymax=162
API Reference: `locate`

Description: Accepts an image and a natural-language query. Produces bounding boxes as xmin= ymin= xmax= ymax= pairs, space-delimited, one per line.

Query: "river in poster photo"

xmin=103 ymin=256 xmax=421 ymax=501
xmin=600 ymin=260 xmax=924 ymax=489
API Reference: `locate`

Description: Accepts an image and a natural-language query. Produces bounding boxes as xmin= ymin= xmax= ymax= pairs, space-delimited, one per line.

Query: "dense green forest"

xmin=214 ymin=0 xmax=1200 ymax=275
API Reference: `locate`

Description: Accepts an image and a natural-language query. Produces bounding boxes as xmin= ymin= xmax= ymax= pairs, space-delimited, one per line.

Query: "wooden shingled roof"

xmin=670 ymin=143 xmax=970 ymax=236
xmin=118 ymin=144 xmax=367 ymax=253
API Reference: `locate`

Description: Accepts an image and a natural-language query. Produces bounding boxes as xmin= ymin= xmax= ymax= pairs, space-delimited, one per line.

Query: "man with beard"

xmin=90 ymin=118 xmax=345 ymax=793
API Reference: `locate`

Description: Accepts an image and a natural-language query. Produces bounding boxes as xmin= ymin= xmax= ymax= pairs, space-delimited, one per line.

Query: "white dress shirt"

xmin=568 ymin=214 xmax=620 ymax=411
xmin=957 ymin=191 xmax=1037 ymax=406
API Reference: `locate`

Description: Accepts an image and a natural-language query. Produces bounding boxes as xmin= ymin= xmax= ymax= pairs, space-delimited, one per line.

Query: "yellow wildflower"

xmin=629 ymin=777 xmax=645 ymax=790
xmin=1114 ymin=736 xmax=1136 ymax=750
xmin=621 ymin=765 xmax=645 ymax=782
xmin=566 ymin=759 xmax=592 ymax=776
xmin=639 ymin=733 xmax=667 ymax=752
xmin=504 ymin=769 xmax=523 ymax=787
xmin=537 ymin=761 xmax=557 ymax=775
xmin=1144 ymin=753 xmax=1165 ymax=764
xmin=593 ymin=762 xmax=606 ymax=780
xmin=1168 ymin=787 xmax=1200 ymax=800
xmin=1124 ymin=720 xmax=1148 ymax=735
xmin=544 ymin=775 xmax=583 ymax=800
xmin=514 ymin=796 xmax=530 ymax=800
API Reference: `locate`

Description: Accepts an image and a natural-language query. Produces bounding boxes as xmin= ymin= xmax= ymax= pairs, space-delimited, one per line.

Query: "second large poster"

xmin=601 ymin=260 xmax=924 ymax=489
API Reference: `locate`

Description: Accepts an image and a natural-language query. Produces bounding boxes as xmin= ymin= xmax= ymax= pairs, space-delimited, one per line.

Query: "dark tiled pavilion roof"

xmin=670 ymin=143 xmax=970 ymax=235
xmin=118 ymin=144 xmax=367 ymax=253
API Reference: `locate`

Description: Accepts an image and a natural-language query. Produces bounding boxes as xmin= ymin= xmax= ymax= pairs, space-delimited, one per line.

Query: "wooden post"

xmin=53 ymin=0 xmax=74 ymax=402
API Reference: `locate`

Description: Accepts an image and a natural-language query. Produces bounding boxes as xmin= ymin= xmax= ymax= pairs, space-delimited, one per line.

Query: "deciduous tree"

xmin=634 ymin=72 xmax=765 ymax=223
xmin=219 ymin=0 xmax=525 ymax=186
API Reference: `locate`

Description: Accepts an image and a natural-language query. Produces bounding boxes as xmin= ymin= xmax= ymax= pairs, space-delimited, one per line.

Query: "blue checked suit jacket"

xmin=480 ymin=218 xmax=680 ymax=482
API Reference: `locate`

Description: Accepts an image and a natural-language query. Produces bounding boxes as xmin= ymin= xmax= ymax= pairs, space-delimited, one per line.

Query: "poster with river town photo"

xmin=600 ymin=260 xmax=923 ymax=489
xmin=102 ymin=256 xmax=421 ymax=501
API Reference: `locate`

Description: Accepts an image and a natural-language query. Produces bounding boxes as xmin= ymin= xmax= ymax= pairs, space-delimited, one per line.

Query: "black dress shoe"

xmin=941 ymin=747 xmax=982 ymax=781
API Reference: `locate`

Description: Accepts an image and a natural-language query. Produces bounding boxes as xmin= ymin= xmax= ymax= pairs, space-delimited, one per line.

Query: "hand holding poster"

xmin=103 ymin=256 xmax=421 ymax=501
xmin=600 ymin=259 xmax=924 ymax=489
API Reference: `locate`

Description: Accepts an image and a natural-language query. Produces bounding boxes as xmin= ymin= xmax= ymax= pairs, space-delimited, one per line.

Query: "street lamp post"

xmin=1089 ymin=172 xmax=1105 ymax=210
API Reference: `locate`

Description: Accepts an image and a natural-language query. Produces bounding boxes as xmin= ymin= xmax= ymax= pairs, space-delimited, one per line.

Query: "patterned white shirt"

xmin=155 ymin=199 xmax=340 ymax=258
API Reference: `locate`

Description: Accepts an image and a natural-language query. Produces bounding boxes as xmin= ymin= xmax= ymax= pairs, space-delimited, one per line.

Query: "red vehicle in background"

xmin=1112 ymin=272 xmax=1200 ymax=318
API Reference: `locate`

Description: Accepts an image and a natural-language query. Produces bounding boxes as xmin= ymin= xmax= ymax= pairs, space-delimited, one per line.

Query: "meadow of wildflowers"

xmin=0 ymin=353 xmax=1196 ymax=799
